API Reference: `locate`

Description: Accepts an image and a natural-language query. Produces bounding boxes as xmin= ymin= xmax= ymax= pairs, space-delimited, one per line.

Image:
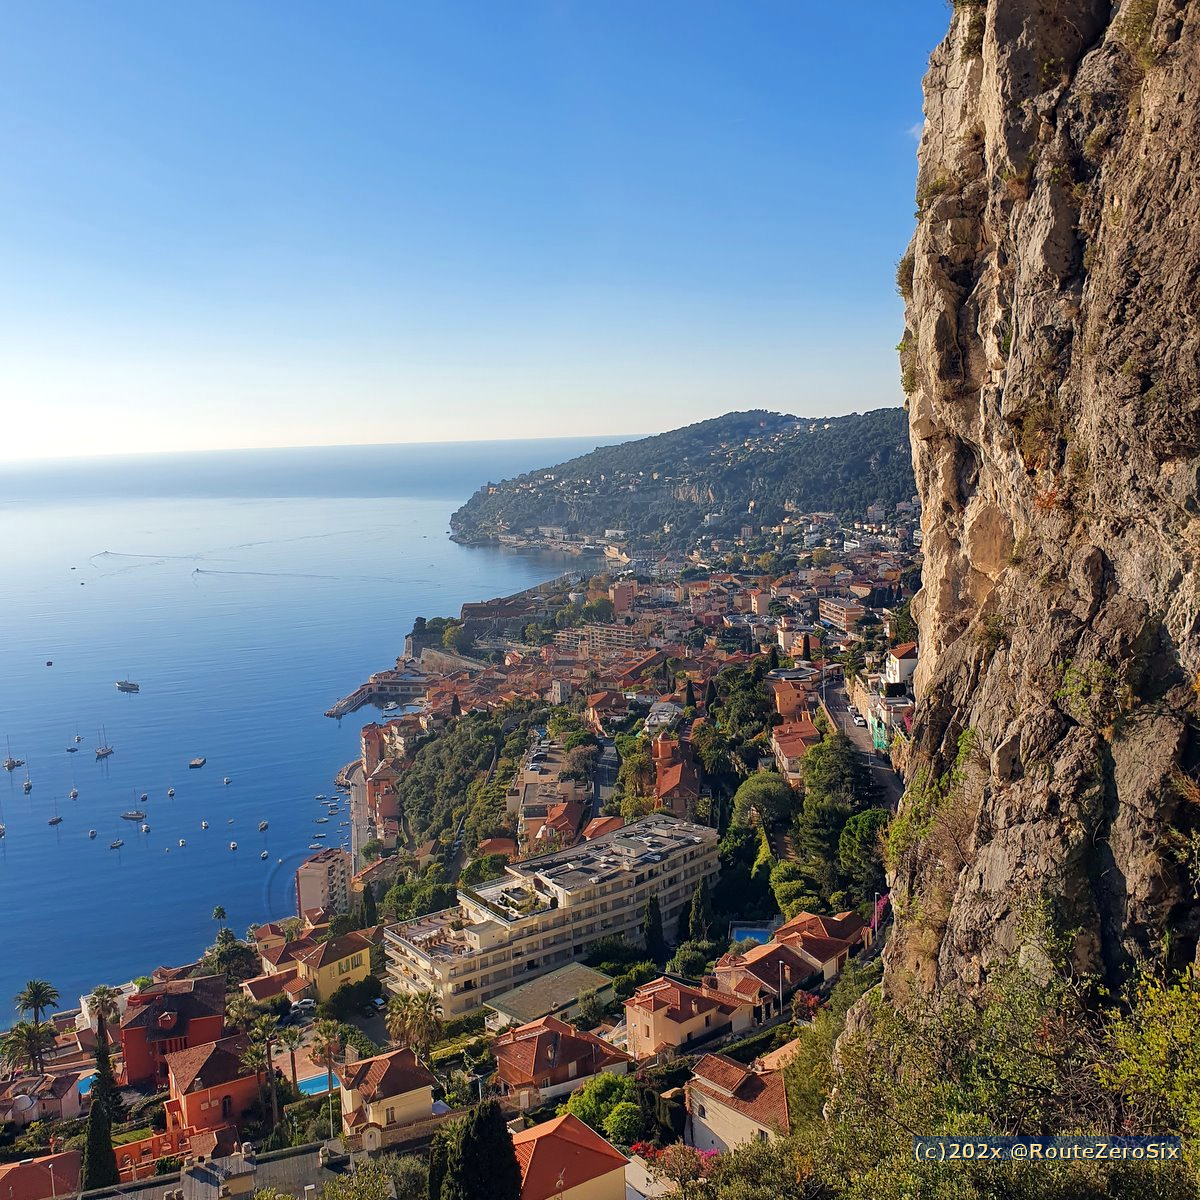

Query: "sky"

xmin=0 ymin=1 xmax=950 ymax=459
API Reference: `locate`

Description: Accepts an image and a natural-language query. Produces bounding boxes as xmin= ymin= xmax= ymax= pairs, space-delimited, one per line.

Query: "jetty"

xmin=324 ymin=665 xmax=427 ymax=719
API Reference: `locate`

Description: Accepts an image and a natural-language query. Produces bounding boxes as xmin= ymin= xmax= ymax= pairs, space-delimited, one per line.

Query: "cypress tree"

xmin=91 ymin=1016 xmax=125 ymax=1123
xmin=81 ymin=1094 xmax=119 ymax=1190
xmin=704 ymin=679 xmax=718 ymax=711
xmin=361 ymin=883 xmax=378 ymax=927
xmin=450 ymin=694 xmax=462 ymax=718
xmin=768 ymin=644 xmax=780 ymax=671
xmin=428 ymin=1121 xmax=456 ymax=1200
xmin=688 ymin=878 xmax=714 ymax=943
xmin=641 ymin=895 xmax=666 ymax=964
xmin=457 ymin=1100 xmax=521 ymax=1200
xmin=684 ymin=679 xmax=696 ymax=709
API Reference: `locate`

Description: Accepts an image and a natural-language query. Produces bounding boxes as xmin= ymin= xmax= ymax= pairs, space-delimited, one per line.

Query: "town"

xmin=1 ymin=503 xmax=923 ymax=1200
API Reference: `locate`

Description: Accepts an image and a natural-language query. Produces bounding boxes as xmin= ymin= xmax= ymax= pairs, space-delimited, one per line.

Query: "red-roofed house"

xmin=476 ymin=836 xmax=518 ymax=858
xmin=512 ymin=1113 xmax=629 ymax=1200
xmin=493 ymin=1016 xmax=631 ymax=1108
xmin=711 ymin=940 xmax=814 ymax=1021
xmin=885 ymin=642 xmax=919 ymax=685
xmin=119 ymin=974 xmax=227 ymax=1088
xmin=686 ymin=1053 xmax=790 ymax=1151
xmin=0 ymin=1151 xmax=80 ymax=1200
xmin=774 ymin=909 xmax=869 ymax=950
xmin=770 ymin=718 xmax=822 ymax=785
xmin=163 ymin=1034 xmax=259 ymax=1137
xmin=581 ymin=816 xmax=624 ymax=841
xmin=335 ymin=1047 xmax=437 ymax=1151
xmin=624 ymin=978 xmax=752 ymax=1061
xmin=652 ymin=734 xmax=701 ymax=820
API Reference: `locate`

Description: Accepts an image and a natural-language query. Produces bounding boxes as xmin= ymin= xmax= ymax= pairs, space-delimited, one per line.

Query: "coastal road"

xmin=822 ymin=681 xmax=905 ymax=810
xmin=345 ymin=760 xmax=366 ymax=866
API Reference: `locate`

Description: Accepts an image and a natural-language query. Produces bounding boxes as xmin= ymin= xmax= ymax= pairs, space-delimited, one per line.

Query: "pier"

xmin=324 ymin=666 xmax=428 ymax=719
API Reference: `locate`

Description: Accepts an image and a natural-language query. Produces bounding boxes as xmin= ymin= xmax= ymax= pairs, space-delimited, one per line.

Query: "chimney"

xmin=343 ymin=1045 xmax=359 ymax=1066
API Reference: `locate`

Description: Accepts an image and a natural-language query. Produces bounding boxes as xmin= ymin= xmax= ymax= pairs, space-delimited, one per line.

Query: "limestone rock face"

xmin=891 ymin=0 xmax=1200 ymax=999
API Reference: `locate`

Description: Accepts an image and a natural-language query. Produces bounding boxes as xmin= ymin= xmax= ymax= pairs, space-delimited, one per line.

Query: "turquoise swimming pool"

xmin=78 ymin=1072 xmax=97 ymax=1096
xmin=297 ymin=1074 xmax=332 ymax=1096
xmin=729 ymin=924 xmax=771 ymax=944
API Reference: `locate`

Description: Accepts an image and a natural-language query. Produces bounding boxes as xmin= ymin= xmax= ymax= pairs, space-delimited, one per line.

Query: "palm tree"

xmin=87 ymin=985 xmax=121 ymax=1028
xmin=212 ymin=905 xmax=227 ymax=929
xmin=0 ymin=1021 xmax=54 ymax=1075
xmin=225 ymin=993 xmax=256 ymax=1033
xmin=14 ymin=981 xmax=59 ymax=1072
xmin=385 ymin=991 xmax=443 ymax=1061
xmin=239 ymin=1038 xmax=268 ymax=1098
xmin=384 ymin=993 xmax=410 ymax=1047
xmin=251 ymin=1015 xmax=280 ymax=1131
xmin=309 ymin=1019 xmax=343 ymax=1098
xmin=278 ymin=1024 xmax=304 ymax=1092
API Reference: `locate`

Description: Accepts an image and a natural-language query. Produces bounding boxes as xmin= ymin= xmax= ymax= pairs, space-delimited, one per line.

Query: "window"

xmin=757 ymin=1130 xmax=769 ymax=1142
xmin=351 ymin=953 xmax=363 ymax=968
xmin=697 ymin=1103 xmax=706 ymax=1118
xmin=385 ymin=1107 xmax=395 ymax=1125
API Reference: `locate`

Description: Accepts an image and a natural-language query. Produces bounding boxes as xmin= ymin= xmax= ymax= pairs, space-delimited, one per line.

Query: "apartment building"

xmin=384 ymin=815 xmax=719 ymax=1018
xmin=817 ymin=596 xmax=866 ymax=632
xmin=295 ymin=847 xmax=352 ymax=918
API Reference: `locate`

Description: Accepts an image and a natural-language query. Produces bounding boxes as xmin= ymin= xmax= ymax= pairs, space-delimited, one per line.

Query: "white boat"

xmin=314 ymin=794 xmax=326 ymax=801
xmin=258 ymin=821 xmax=268 ymax=832
xmin=178 ymin=838 xmax=186 ymax=847
xmin=313 ymin=832 xmax=327 ymax=839
xmin=0 ymin=824 xmax=5 ymax=839
xmin=69 ymin=788 xmax=78 ymax=799
xmin=260 ymin=850 xmax=269 ymax=860
xmin=308 ymin=843 xmax=322 ymax=849
xmin=74 ymin=733 xmax=83 ymax=743
xmin=315 ymin=817 xmax=329 ymax=824
xmin=96 ymin=726 xmax=114 ymax=759
xmin=23 ymin=776 xmax=33 ymax=794
xmin=229 ymin=841 xmax=237 ymax=851
xmin=109 ymin=839 xmax=123 ymax=849
xmin=201 ymin=821 xmax=209 ymax=830
xmin=167 ymin=788 xmax=175 ymax=797
xmin=140 ymin=792 xmax=148 ymax=801
xmin=88 ymin=829 xmax=96 ymax=839
xmin=121 ymin=810 xmax=146 ymax=821
xmin=223 ymin=777 xmax=231 ymax=785
xmin=116 ymin=679 xmax=140 ymax=694
xmin=140 ymin=823 xmax=150 ymax=833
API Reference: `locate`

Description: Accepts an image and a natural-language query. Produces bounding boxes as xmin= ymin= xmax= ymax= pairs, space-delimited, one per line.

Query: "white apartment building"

xmin=384 ymin=815 xmax=719 ymax=1018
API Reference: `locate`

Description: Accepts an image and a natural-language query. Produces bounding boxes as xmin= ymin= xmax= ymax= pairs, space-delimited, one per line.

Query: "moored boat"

xmin=109 ymin=838 xmax=123 ymax=849
xmin=258 ymin=820 xmax=268 ymax=832
xmin=260 ymin=850 xmax=269 ymax=860
xmin=121 ymin=810 xmax=146 ymax=821
xmin=167 ymin=787 xmax=175 ymax=797
xmin=48 ymin=815 xmax=62 ymax=826
xmin=115 ymin=680 xmax=140 ymax=693
xmin=69 ymin=788 xmax=78 ymax=799
xmin=229 ymin=841 xmax=237 ymax=850
xmin=189 ymin=758 xmax=206 ymax=769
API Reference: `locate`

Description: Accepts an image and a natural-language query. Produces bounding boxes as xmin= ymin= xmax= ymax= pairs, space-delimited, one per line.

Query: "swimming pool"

xmin=729 ymin=924 xmax=772 ymax=944
xmin=297 ymin=1074 xmax=332 ymax=1096
xmin=78 ymin=1072 xmax=97 ymax=1096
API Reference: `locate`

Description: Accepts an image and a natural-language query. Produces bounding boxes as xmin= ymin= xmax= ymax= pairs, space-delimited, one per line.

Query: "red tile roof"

xmin=512 ymin=1113 xmax=628 ymax=1200
xmin=688 ymin=1053 xmax=789 ymax=1133
xmin=581 ymin=816 xmax=624 ymax=840
xmin=493 ymin=1017 xmax=630 ymax=1089
xmin=166 ymin=1034 xmax=251 ymax=1095
xmin=0 ymin=1152 xmax=80 ymax=1200
xmin=335 ymin=1047 xmax=436 ymax=1102
xmin=625 ymin=977 xmax=746 ymax=1023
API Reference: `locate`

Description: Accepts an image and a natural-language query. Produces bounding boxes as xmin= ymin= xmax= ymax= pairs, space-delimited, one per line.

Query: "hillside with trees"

xmin=449 ymin=408 xmax=913 ymax=548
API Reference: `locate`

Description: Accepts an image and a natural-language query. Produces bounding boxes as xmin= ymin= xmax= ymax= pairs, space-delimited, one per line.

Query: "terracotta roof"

xmin=890 ymin=642 xmax=919 ymax=659
xmin=166 ymin=1034 xmax=250 ymax=1095
xmin=512 ymin=1113 xmax=628 ymax=1200
xmin=493 ymin=1016 xmax=630 ymax=1089
xmin=757 ymin=1038 xmax=802 ymax=1071
xmin=241 ymin=968 xmax=298 ymax=1002
xmin=581 ymin=816 xmax=624 ymax=841
xmin=296 ymin=931 xmax=372 ymax=970
xmin=773 ymin=910 xmax=866 ymax=945
xmin=777 ymin=930 xmax=853 ymax=967
xmin=688 ymin=1053 xmax=789 ymax=1133
xmin=625 ymin=977 xmax=746 ymax=1023
xmin=334 ymin=1047 xmax=436 ymax=1101
xmin=0 ymin=1152 xmax=80 ymax=1200
xmin=120 ymin=974 xmax=225 ymax=1038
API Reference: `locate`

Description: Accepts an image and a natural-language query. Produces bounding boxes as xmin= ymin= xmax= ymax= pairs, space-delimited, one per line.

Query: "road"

xmin=821 ymin=680 xmax=905 ymax=810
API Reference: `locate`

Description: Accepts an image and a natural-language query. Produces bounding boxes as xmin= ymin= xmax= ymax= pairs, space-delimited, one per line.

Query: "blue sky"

xmin=0 ymin=1 xmax=949 ymax=458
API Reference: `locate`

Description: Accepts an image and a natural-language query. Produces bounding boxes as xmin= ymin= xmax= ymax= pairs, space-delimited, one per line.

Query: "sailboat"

xmin=3 ymin=737 xmax=24 ymax=772
xmin=95 ymin=726 xmax=114 ymax=760
xmin=48 ymin=798 xmax=62 ymax=826
xmin=22 ymin=769 xmax=33 ymax=794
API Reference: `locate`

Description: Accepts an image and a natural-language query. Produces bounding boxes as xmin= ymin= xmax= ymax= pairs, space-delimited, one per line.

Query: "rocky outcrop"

xmin=892 ymin=0 xmax=1200 ymax=999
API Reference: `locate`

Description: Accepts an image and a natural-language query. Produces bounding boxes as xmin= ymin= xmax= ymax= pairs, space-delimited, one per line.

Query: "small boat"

xmin=96 ymin=726 xmax=114 ymax=759
xmin=0 ymin=824 xmax=5 ymax=839
xmin=201 ymin=821 xmax=209 ymax=829
xmin=69 ymin=788 xmax=78 ymax=799
xmin=66 ymin=746 xmax=79 ymax=753
xmin=140 ymin=792 xmax=148 ymax=802
xmin=4 ymin=738 xmax=26 ymax=772
xmin=314 ymin=794 xmax=326 ymax=801
xmin=115 ymin=680 xmax=140 ymax=694
xmin=258 ymin=820 xmax=268 ymax=832
xmin=48 ymin=815 xmax=63 ymax=826
xmin=308 ymin=843 xmax=322 ymax=849
xmin=167 ymin=787 xmax=175 ymax=797
xmin=140 ymin=823 xmax=150 ymax=833
xmin=178 ymin=838 xmax=186 ymax=847
xmin=189 ymin=758 xmax=206 ymax=769
xmin=109 ymin=839 xmax=124 ymax=849
xmin=121 ymin=810 xmax=146 ymax=821
xmin=315 ymin=817 xmax=329 ymax=824
xmin=88 ymin=829 xmax=96 ymax=839
xmin=23 ymin=777 xmax=33 ymax=794
xmin=74 ymin=733 xmax=83 ymax=743
xmin=229 ymin=841 xmax=237 ymax=851
xmin=260 ymin=850 xmax=269 ymax=860
xmin=313 ymin=832 xmax=327 ymax=839
xmin=223 ymin=777 xmax=231 ymax=786
xmin=339 ymin=821 xmax=349 ymax=826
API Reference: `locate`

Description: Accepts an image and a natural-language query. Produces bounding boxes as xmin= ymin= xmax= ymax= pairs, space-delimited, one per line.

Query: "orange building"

xmin=164 ymin=1034 xmax=261 ymax=1136
xmin=119 ymin=975 xmax=226 ymax=1088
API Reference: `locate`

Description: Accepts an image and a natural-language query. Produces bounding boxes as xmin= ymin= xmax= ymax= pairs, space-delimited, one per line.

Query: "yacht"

xmin=178 ymin=838 xmax=186 ymax=847
xmin=109 ymin=838 xmax=124 ymax=849
xmin=308 ymin=843 xmax=322 ymax=849
xmin=223 ymin=777 xmax=231 ymax=785
xmin=260 ymin=850 xmax=269 ymax=860
xmin=201 ymin=821 xmax=209 ymax=830
xmin=48 ymin=815 xmax=63 ymax=826
xmin=88 ymin=829 xmax=96 ymax=839
xmin=115 ymin=680 xmax=140 ymax=694
xmin=69 ymin=788 xmax=78 ymax=800
xmin=74 ymin=733 xmax=83 ymax=744
xmin=3 ymin=738 xmax=24 ymax=772
xmin=229 ymin=841 xmax=237 ymax=851
xmin=121 ymin=810 xmax=146 ymax=821
xmin=96 ymin=727 xmax=114 ymax=759
xmin=1 ymin=824 xmax=7 ymax=838
xmin=313 ymin=832 xmax=327 ymax=839
xmin=314 ymin=794 xmax=326 ymax=801
xmin=189 ymin=757 xmax=205 ymax=769
xmin=167 ymin=787 xmax=175 ymax=797
xmin=140 ymin=823 xmax=150 ymax=833
xmin=314 ymin=817 xmax=329 ymax=824
xmin=22 ymin=776 xmax=33 ymax=794
xmin=258 ymin=820 xmax=268 ymax=832
xmin=140 ymin=792 xmax=148 ymax=802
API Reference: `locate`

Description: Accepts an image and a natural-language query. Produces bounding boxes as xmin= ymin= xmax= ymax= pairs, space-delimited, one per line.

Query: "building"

xmin=711 ymin=941 xmax=814 ymax=1021
xmin=163 ymin=1034 xmax=259 ymax=1137
xmin=0 ymin=1151 xmax=80 ymax=1200
xmin=291 ymin=930 xmax=374 ymax=1002
xmin=512 ymin=1113 xmax=629 ymax=1200
xmin=335 ymin=1046 xmax=437 ymax=1151
xmin=0 ymin=1073 xmax=83 ymax=1128
xmin=609 ymin=580 xmax=636 ymax=614
xmin=493 ymin=1016 xmax=631 ymax=1108
xmin=119 ymin=975 xmax=227 ymax=1088
xmin=818 ymin=596 xmax=866 ymax=632
xmin=770 ymin=718 xmax=822 ymax=786
xmin=484 ymin=962 xmax=615 ymax=1031
xmin=624 ymin=977 xmax=752 ymax=1061
xmin=295 ymin=847 xmax=352 ymax=918
xmin=385 ymin=815 xmax=719 ymax=1018
xmin=885 ymin=642 xmax=919 ymax=685
xmin=686 ymin=1053 xmax=789 ymax=1152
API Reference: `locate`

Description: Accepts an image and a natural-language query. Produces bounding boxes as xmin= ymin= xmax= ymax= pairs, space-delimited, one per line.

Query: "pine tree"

xmin=688 ymin=878 xmax=714 ymax=943
xmin=641 ymin=895 xmax=666 ymax=964
xmin=81 ymin=1094 xmax=119 ymax=1190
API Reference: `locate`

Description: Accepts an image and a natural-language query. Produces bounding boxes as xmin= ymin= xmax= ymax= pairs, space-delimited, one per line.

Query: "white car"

xmin=853 ymin=715 xmax=867 ymax=727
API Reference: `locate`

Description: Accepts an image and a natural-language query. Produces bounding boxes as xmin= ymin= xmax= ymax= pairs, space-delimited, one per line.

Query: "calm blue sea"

xmin=0 ymin=438 xmax=615 ymax=1013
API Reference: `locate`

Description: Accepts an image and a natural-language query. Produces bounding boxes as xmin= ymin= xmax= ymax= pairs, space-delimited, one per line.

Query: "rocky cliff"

xmin=891 ymin=0 xmax=1200 ymax=998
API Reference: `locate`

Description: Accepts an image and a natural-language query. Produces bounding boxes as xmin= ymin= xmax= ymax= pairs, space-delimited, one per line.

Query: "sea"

xmin=0 ymin=438 xmax=617 ymax=1014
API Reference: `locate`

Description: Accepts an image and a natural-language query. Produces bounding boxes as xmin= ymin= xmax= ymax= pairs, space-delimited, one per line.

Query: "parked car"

xmin=853 ymin=715 xmax=867 ymax=727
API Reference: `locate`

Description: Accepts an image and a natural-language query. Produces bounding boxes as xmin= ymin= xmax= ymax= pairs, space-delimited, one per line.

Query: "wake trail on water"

xmin=192 ymin=568 xmax=425 ymax=585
